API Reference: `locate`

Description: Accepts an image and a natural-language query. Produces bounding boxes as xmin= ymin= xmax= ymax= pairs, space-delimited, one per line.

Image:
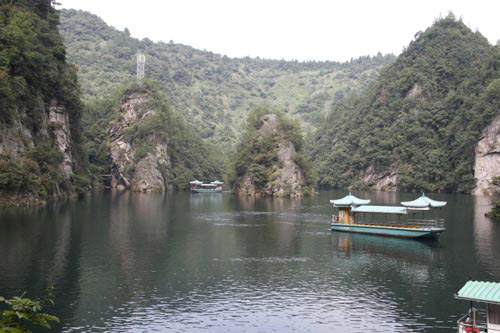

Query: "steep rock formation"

xmin=48 ymin=98 xmax=73 ymax=178
xmin=474 ymin=115 xmax=500 ymax=195
xmin=363 ymin=166 xmax=397 ymax=191
xmin=235 ymin=113 xmax=312 ymax=197
xmin=109 ymin=93 xmax=171 ymax=192
xmin=0 ymin=99 xmax=77 ymax=204
xmin=0 ymin=2 xmax=88 ymax=205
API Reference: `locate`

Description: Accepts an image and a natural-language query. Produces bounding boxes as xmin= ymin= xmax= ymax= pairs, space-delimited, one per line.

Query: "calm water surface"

xmin=0 ymin=190 xmax=499 ymax=332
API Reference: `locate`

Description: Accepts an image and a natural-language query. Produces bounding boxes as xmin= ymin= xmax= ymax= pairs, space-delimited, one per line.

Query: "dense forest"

xmin=311 ymin=14 xmax=500 ymax=193
xmin=59 ymin=9 xmax=394 ymax=151
xmin=0 ymin=0 xmax=89 ymax=203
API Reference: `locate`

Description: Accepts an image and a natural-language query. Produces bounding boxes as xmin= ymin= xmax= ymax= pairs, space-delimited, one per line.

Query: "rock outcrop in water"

xmin=109 ymin=93 xmax=171 ymax=192
xmin=474 ymin=115 xmax=500 ymax=195
xmin=231 ymin=109 xmax=315 ymax=197
xmin=108 ymin=83 xmax=222 ymax=192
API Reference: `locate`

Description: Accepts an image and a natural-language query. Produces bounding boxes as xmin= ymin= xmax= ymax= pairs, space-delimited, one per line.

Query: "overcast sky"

xmin=59 ymin=0 xmax=499 ymax=62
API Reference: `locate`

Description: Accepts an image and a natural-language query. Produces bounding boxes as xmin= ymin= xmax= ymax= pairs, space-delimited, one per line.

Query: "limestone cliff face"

xmin=0 ymin=99 xmax=74 ymax=180
xmin=473 ymin=115 xmax=500 ymax=195
xmin=48 ymin=98 xmax=73 ymax=178
xmin=109 ymin=93 xmax=171 ymax=192
xmin=236 ymin=114 xmax=309 ymax=197
xmin=363 ymin=166 xmax=397 ymax=191
xmin=0 ymin=98 xmax=76 ymax=204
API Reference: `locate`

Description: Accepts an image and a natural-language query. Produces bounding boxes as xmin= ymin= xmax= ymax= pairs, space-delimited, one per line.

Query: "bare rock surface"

xmin=48 ymin=98 xmax=73 ymax=178
xmin=473 ymin=115 xmax=500 ymax=195
xmin=363 ymin=165 xmax=397 ymax=191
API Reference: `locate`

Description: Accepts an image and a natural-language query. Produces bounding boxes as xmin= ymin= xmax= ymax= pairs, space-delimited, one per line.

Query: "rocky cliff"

xmin=474 ymin=115 xmax=500 ymax=195
xmin=0 ymin=2 xmax=88 ymax=205
xmin=0 ymin=98 xmax=78 ymax=204
xmin=363 ymin=166 xmax=397 ymax=191
xmin=233 ymin=111 xmax=314 ymax=197
xmin=109 ymin=93 xmax=171 ymax=192
xmin=48 ymin=99 xmax=74 ymax=179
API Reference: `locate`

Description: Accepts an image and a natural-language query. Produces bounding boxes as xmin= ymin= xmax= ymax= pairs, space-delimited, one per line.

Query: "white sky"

xmin=59 ymin=0 xmax=499 ymax=62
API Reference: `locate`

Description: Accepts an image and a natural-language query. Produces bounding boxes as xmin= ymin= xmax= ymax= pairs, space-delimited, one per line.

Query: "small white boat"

xmin=190 ymin=180 xmax=224 ymax=193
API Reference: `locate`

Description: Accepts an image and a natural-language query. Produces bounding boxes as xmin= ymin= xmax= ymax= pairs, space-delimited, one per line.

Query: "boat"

xmin=454 ymin=280 xmax=500 ymax=333
xmin=190 ymin=180 xmax=224 ymax=193
xmin=330 ymin=192 xmax=446 ymax=238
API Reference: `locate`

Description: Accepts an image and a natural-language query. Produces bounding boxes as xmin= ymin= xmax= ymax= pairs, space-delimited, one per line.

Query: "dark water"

xmin=0 ymin=190 xmax=499 ymax=332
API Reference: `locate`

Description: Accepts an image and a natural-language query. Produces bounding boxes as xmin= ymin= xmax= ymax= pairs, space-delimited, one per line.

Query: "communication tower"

xmin=137 ymin=52 xmax=145 ymax=82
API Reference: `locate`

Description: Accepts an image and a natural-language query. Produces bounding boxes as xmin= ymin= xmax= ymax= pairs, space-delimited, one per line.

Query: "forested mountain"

xmin=311 ymin=14 xmax=500 ymax=193
xmin=0 ymin=0 xmax=88 ymax=204
xmin=59 ymin=9 xmax=394 ymax=151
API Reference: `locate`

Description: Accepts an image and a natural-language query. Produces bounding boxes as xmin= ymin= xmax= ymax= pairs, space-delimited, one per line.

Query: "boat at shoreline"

xmin=330 ymin=193 xmax=446 ymax=239
xmin=189 ymin=180 xmax=224 ymax=193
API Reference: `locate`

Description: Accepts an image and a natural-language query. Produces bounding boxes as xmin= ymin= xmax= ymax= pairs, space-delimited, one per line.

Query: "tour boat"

xmin=190 ymin=180 xmax=224 ymax=193
xmin=330 ymin=193 xmax=446 ymax=238
xmin=455 ymin=280 xmax=500 ymax=333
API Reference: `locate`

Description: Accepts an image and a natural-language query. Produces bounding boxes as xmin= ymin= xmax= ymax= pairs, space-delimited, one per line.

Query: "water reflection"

xmin=472 ymin=195 xmax=500 ymax=279
xmin=0 ymin=190 xmax=498 ymax=332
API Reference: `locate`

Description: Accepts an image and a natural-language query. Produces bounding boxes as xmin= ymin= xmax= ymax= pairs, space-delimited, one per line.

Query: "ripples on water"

xmin=0 ymin=190 xmax=499 ymax=332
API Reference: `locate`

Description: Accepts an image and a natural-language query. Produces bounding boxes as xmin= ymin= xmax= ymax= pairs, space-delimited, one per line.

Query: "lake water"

xmin=0 ymin=190 xmax=499 ymax=332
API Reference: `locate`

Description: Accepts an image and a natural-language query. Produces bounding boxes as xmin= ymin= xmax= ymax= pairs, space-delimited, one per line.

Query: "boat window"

xmin=339 ymin=211 xmax=344 ymax=217
xmin=489 ymin=304 xmax=500 ymax=325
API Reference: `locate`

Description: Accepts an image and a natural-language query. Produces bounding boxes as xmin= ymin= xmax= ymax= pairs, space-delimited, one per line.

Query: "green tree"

xmin=0 ymin=288 xmax=59 ymax=332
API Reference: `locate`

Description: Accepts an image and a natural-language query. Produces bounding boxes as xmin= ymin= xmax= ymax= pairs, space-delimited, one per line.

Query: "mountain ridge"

xmin=59 ymin=8 xmax=394 ymax=151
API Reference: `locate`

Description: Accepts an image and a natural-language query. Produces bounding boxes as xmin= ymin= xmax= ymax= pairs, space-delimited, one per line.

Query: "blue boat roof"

xmin=330 ymin=193 xmax=371 ymax=206
xmin=401 ymin=193 xmax=446 ymax=208
xmin=455 ymin=281 xmax=500 ymax=304
xmin=352 ymin=205 xmax=407 ymax=214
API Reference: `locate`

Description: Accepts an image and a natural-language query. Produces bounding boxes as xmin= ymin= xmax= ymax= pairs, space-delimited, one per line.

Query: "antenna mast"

xmin=136 ymin=52 xmax=145 ymax=82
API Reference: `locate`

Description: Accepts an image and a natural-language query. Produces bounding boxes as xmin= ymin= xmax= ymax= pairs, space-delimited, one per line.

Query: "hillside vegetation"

xmin=59 ymin=9 xmax=394 ymax=151
xmin=311 ymin=14 xmax=500 ymax=193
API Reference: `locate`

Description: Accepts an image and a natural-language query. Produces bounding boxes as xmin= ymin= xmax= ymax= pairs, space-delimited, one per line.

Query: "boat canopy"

xmin=201 ymin=183 xmax=217 ymax=187
xmin=352 ymin=205 xmax=407 ymax=214
xmin=211 ymin=181 xmax=224 ymax=185
xmin=190 ymin=180 xmax=203 ymax=185
xmin=401 ymin=193 xmax=447 ymax=208
xmin=455 ymin=281 xmax=500 ymax=304
xmin=330 ymin=192 xmax=371 ymax=207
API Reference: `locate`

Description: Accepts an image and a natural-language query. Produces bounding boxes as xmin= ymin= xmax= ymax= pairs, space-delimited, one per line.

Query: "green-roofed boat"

xmin=455 ymin=280 xmax=500 ymax=333
xmin=190 ymin=180 xmax=224 ymax=193
xmin=330 ymin=193 xmax=446 ymax=239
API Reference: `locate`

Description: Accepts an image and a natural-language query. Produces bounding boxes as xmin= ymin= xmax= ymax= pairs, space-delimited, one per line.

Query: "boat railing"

xmin=456 ymin=312 xmax=498 ymax=333
xmin=348 ymin=218 xmax=445 ymax=229
xmin=406 ymin=218 xmax=445 ymax=228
